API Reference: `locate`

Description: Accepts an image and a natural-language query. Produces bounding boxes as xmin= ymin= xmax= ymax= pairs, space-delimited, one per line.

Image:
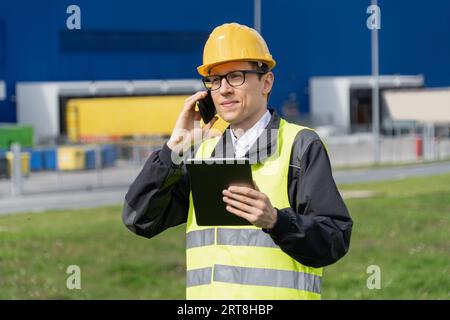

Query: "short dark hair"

xmin=250 ymin=61 xmax=271 ymax=101
xmin=250 ymin=61 xmax=270 ymax=78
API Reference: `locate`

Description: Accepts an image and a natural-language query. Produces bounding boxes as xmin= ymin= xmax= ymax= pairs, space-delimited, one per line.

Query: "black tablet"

xmin=185 ymin=158 xmax=253 ymax=226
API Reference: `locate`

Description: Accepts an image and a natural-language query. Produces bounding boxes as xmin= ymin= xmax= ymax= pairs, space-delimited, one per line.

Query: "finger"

xmin=222 ymin=196 xmax=261 ymax=215
xmin=184 ymin=91 xmax=208 ymax=109
xmin=225 ymin=204 xmax=255 ymax=223
xmin=188 ymin=91 xmax=208 ymax=102
xmin=228 ymin=185 xmax=263 ymax=199
xmin=253 ymin=180 xmax=260 ymax=191
xmin=223 ymin=190 xmax=260 ymax=207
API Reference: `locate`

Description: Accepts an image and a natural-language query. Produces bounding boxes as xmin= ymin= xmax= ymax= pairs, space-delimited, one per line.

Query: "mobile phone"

xmin=197 ymin=90 xmax=216 ymax=124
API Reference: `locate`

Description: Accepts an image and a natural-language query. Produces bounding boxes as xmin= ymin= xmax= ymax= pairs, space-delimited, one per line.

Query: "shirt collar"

xmin=210 ymin=108 xmax=281 ymax=163
xmin=230 ymin=110 xmax=272 ymax=151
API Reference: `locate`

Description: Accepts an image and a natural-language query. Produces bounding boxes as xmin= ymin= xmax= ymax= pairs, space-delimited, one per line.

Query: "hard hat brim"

xmin=197 ymin=58 xmax=276 ymax=77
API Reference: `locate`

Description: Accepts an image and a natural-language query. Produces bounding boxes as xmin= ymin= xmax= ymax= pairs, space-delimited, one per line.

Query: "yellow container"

xmin=57 ymin=146 xmax=85 ymax=171
xmin=65 ymin=95 xmax=230 ymax=142
xmin=66 ymin=96 xmax=188 ymax=142
xmin=6 ymin=152 xmax=30 ymax=177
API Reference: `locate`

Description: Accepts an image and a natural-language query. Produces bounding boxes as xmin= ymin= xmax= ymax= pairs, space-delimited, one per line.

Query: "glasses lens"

xmin=205 ymin=76 xmax=221 ymax=90
xmin=202 ymin=78 xmax=212 ymax=90
xmin=227 ymin=71 xmax=245 ymax=87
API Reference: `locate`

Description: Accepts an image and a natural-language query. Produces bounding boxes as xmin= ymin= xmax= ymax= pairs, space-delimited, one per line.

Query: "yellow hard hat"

xmin=197 ymin=22 xmax=276 ymax=76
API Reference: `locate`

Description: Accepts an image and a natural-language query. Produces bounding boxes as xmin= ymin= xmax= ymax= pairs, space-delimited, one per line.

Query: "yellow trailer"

xmin=66 ymin=95 xmax=229 ymax=142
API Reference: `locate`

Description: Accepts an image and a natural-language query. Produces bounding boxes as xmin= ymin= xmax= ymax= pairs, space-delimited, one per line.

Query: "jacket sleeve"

xmin=121 ymin=143 xmax=190 ymax=238
xmin=263 ymin=130 xmax=353 ymax=268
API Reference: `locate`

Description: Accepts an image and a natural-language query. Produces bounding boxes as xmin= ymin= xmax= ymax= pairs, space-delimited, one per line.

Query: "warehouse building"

xmin=1 ymin=1 xmax=449 ymax=120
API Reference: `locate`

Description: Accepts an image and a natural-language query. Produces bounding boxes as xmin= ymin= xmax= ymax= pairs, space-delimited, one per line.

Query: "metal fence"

xmin=2 ymin=123 xmax=450 ymax=198
xmin=324 ymin=123 xmax=450 ymax=167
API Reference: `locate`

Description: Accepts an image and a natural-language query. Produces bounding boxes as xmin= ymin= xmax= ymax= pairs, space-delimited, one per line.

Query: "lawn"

xmin=0 ymin=206 xmax=186 ymax=299
xmin=0 ymin=173 xmax=449 ymax=299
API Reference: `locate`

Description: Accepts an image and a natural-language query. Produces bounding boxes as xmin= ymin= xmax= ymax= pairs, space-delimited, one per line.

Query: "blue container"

xmin=84 ymin=149 xmax=96 ymax=170
xmin=101 ymin=144 xmax=117 ymax=168
xmin=31 ymin=149 xmax=44 ymax=171
xmin=42 ymin=147 xmax=57 ymax=171
xmin=22 ymin=147 xmax=42 ymax=171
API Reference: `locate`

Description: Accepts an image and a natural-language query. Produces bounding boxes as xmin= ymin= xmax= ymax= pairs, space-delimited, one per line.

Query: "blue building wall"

xmin=0 ymin=0 xmax=449 ymax=123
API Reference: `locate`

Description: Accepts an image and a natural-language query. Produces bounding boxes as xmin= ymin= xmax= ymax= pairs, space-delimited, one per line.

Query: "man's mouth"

xmin=220 ymin=101 xmax=238 ymax=108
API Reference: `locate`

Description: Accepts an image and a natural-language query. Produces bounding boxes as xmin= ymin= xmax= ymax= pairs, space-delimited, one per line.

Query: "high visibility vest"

xmin=186 ymin=118 xmax=323 ymax=299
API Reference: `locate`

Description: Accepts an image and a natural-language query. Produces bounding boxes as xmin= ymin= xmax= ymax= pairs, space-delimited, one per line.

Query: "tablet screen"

xmin=186 ymin=158 xmax=253 ymax=226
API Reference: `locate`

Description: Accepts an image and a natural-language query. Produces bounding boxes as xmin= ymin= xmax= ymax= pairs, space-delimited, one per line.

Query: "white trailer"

xmin=16 ymin=80 xmax=203 ymax=144
xmin=309 ymin=75 xmax=424 ymax=134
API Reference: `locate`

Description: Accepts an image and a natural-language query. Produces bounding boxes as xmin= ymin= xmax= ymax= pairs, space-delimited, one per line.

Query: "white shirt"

xmin=230 ymin=110 xmax=272 ymax=158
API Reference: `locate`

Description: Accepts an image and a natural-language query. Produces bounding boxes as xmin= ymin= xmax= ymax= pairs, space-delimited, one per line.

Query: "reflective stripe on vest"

xmin=186 ymin=119 xmax=323 ymax=300
xmin=186 ymin=228 xmax=215 ymax=249
xmin=186 ymin=265 xmax=321 ymax=293
xmin=187 ymin=267 xmax=212 ymax=287
xmin=187 ymin=228 xmax=277 ymax=248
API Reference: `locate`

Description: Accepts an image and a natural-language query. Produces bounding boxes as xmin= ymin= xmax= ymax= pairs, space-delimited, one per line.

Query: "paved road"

xmin=0 ymin=186 xmax=127 ymax=215
xmin=1 ymin=161 xmax=449 ymax=216
xmin=333 ymin=161 xmax=450 ymax=184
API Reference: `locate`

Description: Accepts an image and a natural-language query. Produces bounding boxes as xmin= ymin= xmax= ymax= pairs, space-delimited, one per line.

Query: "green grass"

xmin=333 ymin=158 xmax=450 ymax=172
xmin=0 ymin=207 xmax=186 ymax=299
xmin=329 ymin=173 xmax=450 ymax=299
xmin=1 ymin=173 xmax=449 ymax=299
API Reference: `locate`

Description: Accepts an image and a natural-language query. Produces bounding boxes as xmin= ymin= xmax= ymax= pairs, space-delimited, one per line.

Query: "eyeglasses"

xmin=202 ymin=70 xmax=267 ymax=91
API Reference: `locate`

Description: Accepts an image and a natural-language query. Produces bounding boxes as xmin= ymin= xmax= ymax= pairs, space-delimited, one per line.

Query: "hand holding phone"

xmin=168 ymin=91 xmax=219 ymax=154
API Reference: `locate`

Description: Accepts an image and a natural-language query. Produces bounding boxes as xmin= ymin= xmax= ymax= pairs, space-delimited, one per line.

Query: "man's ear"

xmin=262 ymin=72 xmax=274 ymax=95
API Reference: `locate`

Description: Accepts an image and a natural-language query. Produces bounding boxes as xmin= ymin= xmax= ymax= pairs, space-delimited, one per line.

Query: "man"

xmin=122 ymin=22 xmax=352 ymax=300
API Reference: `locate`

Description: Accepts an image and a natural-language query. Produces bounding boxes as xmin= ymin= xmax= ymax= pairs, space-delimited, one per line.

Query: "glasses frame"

xmin=202 ymin=69 xmax=267 ymax=91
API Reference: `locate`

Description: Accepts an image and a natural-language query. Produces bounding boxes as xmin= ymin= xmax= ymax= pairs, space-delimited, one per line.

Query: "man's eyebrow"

xmin=208 ymin=71 xmax=229 ymax=77
xmin=208 ymin=70 xmax=246 ymax=77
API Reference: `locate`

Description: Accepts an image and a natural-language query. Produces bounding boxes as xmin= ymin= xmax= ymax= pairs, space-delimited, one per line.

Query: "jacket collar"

xmin=210 ymin=108 xmax=281 ymax=164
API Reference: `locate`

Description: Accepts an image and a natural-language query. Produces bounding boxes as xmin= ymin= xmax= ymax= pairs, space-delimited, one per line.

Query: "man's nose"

xmin=219 ymin=77 xmax=233 ymax=95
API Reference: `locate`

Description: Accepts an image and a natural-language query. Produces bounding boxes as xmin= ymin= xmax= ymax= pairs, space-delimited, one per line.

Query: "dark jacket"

xmin=122 ymin=109 xmax=353 ymax=268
